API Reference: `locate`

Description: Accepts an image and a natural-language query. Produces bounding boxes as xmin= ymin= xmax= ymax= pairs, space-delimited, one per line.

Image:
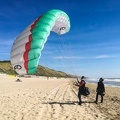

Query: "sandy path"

xmin=0 ymin=75 xmax=109 ymax=120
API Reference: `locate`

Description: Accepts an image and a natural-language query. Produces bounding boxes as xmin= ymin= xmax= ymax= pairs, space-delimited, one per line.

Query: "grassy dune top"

xmin=0 ymin=60 xmax=74 ymax=78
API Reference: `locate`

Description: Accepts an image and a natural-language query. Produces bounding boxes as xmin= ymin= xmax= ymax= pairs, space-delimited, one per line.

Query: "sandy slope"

xmin=0 ymin=75 xmax=118 ymax=120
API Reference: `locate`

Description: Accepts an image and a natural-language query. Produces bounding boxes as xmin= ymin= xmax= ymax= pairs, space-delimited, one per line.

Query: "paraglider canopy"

xmin=10 ymin=9 xmax=70 ymax=75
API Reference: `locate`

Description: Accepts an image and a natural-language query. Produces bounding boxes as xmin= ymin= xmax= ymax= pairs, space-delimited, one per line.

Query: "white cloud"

xmin=53 ymin=56 xmax=84 ymax=59
xmin=94 ymin=55 xmax=113 ymax=59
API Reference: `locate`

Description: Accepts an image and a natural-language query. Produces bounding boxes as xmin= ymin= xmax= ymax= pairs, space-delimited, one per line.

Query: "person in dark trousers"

xmin=77 ymin=76 xmax=86 ymax=105
xmin=95 ymin=77 xmax=105 ymax=104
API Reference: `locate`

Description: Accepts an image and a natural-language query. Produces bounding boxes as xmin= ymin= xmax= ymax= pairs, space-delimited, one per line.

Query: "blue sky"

xmin=0 ymin=0 xmax=120 ymax=78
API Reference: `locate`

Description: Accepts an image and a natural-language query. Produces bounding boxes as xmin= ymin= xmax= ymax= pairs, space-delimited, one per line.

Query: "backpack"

xmin=82 ymin=87 xmax=90 ymax=96
xmin=85 ymin=87 xmax=90 ymax=95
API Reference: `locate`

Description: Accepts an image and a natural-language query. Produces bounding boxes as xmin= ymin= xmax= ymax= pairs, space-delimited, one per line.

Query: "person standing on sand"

xmin=77 ymin=76 xmax=86 ymax=105
xmin=95 ymin=77 xmax=105 ymax=104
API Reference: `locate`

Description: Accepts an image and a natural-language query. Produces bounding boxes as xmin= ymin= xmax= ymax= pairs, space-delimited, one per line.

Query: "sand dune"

xmin=0 ymin=75 xmax=119 ymax=120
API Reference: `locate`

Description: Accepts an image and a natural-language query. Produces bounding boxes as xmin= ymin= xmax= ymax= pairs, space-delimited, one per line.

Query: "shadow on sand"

xmin=82 ymin=101 xmax=95 ymax=103
xmin=42 ymin=100 xmax=95 ymax=105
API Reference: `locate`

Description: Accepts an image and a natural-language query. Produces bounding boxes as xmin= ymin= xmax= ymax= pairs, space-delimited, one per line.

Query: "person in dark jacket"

xmin=77 ymin=76 xmax=86 ymax=105
xmin=95 ymin=77 xmax=105 ymax=104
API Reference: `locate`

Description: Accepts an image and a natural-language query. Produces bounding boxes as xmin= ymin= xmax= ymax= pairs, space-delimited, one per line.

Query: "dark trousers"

xmin=95 ymin=92 xmax=103 ymax=103
xmin=78 ymin=90 xmax=82 ymax=103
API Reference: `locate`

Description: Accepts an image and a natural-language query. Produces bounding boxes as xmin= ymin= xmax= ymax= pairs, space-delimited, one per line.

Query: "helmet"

xmin=99 ymin=77 xmax=104 ymax=82
xmin=81 ymin=76 xmax=85 ymax=79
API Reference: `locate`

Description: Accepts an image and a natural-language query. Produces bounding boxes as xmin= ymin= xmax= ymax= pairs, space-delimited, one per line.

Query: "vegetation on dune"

xmin=0 ymin=60 xmax=74 ymax=78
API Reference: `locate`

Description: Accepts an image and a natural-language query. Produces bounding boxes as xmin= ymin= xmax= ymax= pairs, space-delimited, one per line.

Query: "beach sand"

xmin=0 ymin=75 xmax=120 ymax=120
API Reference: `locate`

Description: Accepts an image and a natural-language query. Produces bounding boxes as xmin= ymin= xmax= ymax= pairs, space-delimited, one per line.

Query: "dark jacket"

xmin=78 ymin=80 xmax=86 ymax=92
xmin=96 ymin=81 xmax=105 ymax=94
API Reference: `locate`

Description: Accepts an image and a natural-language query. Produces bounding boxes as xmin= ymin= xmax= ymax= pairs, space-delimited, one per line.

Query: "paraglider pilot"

xmin=95 ymin=77 xmax=105 ymax=104
xmin=77 ymin=76 xmax=86 ymax=105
